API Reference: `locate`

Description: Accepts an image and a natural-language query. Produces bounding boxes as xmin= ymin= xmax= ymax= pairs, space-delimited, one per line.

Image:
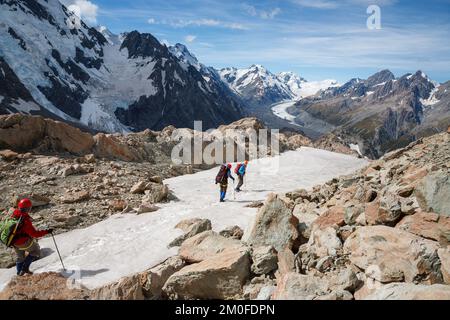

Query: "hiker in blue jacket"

xmin=235 ymin=160 xmax=248 ymax=192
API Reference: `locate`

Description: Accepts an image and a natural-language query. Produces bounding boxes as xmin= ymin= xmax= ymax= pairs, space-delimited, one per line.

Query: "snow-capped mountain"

xmin=277 ymin=71 xmax=307 ymax=97
xmin=290 ymin=69 xmax=450 ymax=158
xmin=0 ymin=0 xmax=244 ymax=132
xmin=218 ymin=65 xmax=338 ymax=107
xmin=218 ymin=65 xmax=294 ymax=107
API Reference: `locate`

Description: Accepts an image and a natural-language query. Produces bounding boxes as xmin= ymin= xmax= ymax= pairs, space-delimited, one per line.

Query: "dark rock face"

xmin=366 ymin=69 xmax=395 ymax=87
xmin=75 ymin=47 xmax=103 ymax=70
xmin=7 ymin=27 xmax=27 ymax=50
xmin=0 ymin=57 xmax=42 ymax=114
xmin=120 ymin=31 xmax=166 ymax=59
xmin=50 ymin=49 xmax=90 ymax=83
xmin=37 ymin=75 xmax=87 ymax=120
xmin=115 ymin=32 xmax=244 ymax=131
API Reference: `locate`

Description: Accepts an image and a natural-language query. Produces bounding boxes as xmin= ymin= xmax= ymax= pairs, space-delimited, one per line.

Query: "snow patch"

xmin=271 ymin=100 xmax=299 ymax=125
xmin=420 ymin=85 xmax=441 ymax=107
xmin=11 ymin=98 xmax=40 ymax=113
xmin=349 ymin=143 xmax=362 ymax=156
xmin=80 ymin=98 xmax=130 ymax=133
xmin=296 ymin=80 xmax=339 ymax=98
xmin=0 ymin=147 xmax=368 ymax=290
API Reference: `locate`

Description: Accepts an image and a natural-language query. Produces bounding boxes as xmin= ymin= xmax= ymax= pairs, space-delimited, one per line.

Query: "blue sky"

xmin=63 ymin=0 xmax=450 ymax=83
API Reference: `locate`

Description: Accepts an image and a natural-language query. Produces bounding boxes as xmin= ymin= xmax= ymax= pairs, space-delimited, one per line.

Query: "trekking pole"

xmin=51 ymin=232 xmax=66 ymax=271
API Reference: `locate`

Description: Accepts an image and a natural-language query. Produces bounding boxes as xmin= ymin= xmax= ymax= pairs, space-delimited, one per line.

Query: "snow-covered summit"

xmin=97 ymin=26 xmax=122 ymax=45
xmin=168 ymin=43 xmax=202 ymax=72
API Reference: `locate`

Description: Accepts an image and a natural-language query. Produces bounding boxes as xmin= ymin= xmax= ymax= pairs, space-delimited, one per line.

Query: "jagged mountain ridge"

xmin=289 ymin=69 xmax=450 ymax=158
xmin=0 ymin=0 xmax=245 ymax=132
xmin=218 ymin=65 xmax=338 ymax=107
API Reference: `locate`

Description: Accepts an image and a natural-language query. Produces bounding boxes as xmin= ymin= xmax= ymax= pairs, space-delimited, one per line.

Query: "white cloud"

xmin=156 ymin=18 xmax=248 ymax=30
xmin=294 ymin=0 xmax=338 ymax=9
xmin=147 ymin=18 xmax=157 ymax=24
xmin=185 ymin=35 xmax=197 ymax=43
xmin=63 ymin=0 xmax=99 ymax=24
xmin=293 ymin=0 xmax=396 ymax=9
xmin=243 ymin=4 xmax=281 ymax=19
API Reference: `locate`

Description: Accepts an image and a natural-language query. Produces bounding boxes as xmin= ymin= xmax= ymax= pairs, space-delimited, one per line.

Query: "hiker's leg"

xmin=236 ymin=175 xmax=243 ymax=190
xmin=220 ymin=184 xmax=227 ymax=201
xmin=21 ymin=240 xmax=40 ymax=274
xmin=28 ymin=240 xmax=41 ymax=259
xmin=14 ymin=246 xmax=25 ymax=275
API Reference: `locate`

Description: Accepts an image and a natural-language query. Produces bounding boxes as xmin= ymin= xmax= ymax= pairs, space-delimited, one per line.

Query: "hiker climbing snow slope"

xmin=0 ymin=199 xmax=52 ymax=276
xmin=235 ymin=160 xmax=249 ymax=192
xmin=215 ymin=164 xmax=236 ymax=202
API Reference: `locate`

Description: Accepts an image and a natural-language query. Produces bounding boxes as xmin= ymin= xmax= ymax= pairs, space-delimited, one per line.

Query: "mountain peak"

xmin=366 ymin=69 xmax=395 ymax=87
xmin=168 ymin=43 xmax=201 ymax=71
xmin=97 ymin=26 xmax=121 ymax=45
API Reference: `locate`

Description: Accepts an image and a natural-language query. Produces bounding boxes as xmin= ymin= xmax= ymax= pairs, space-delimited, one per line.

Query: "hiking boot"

xmin=19 ymin=268 xmax=33 ymax=276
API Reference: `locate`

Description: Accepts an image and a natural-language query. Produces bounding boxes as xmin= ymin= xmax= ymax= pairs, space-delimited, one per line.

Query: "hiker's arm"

xmin=23 ymin=220 xmax=49 ymax=238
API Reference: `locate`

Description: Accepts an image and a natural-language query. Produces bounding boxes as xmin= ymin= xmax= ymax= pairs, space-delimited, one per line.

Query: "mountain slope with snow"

xmin=218 ymin=65 xmax=338 ymax=107
xmin=289 ymin=70 xmax=450 ymax=158
xmin=0 ymin=0 xmax=244 ymax=132
xmin=0 ymin=147 xmax=367 ymax=290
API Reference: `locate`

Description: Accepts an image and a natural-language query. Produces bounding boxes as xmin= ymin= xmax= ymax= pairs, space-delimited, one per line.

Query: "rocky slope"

xmin=1 ymin=124 xmax=447 ymax=300
xmin=288 ymin=70 xmax=450 ymax=158
xmin=0 ymin=0 xmax=244 ymax=132
xmin=0 ymin=113 xmax=314 ymax=269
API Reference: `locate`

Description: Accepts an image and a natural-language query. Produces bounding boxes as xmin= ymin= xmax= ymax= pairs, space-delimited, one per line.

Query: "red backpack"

xmin=234 ymin=163 xmax=242 ymax=174
xmin=215 ymin=165 xmax=228 ymax=184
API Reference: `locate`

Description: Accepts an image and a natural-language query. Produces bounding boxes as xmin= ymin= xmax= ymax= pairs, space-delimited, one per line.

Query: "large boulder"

xmin=244 ymin=193 xmax=300 ymax=252
xmin=312 ymin=206 xmax=345 ymax=230
xmin=60 ymin=190 xmax=90 ymax=204
xmin=179 ymin=231 xmax=246 ymax=263
xmin=93 ymin=133 xmax=137 ymax=162
xmin=219 ymin=225 xmax=244 ymax=240
xmin=251 ymin=246 xmax=278 ymax=275
xmin=0 ymin=114 xmax=94 ymax=155
xmin=365 ymin=195 xmax=403 ymax=226
xmin=396 ymin=211 xmax=450 ymax=245
xmin=162 ymin=248 xmax=251 ymax=299
xmin=344 ymin=226 xmax=442 ymax=284
xmin=0 ymin=272 xmax=89 ymax=300
xmin=272 ymin=272 xmax=351 ymax=300
xmin=306 ymin=226 xmax=342 ymax=258
xmin=90 ymin=274 xmax=144 ymax=300
xmin=140 ymin=256 xmax=186 ymax=299
xmin=414 ymin=170 xmax=450 ymax=216
xmin=142 ymin=184 xmax=169 ymax=204
xmin=364 ymin=283 xmax=450 ymax=300
xmin=438 ymin=248 xmax=450 ymax=284
xmin=168 ymin=218 xmax=212 ymax=247
xmin=0 ymin=149 xmax=18 ymax=161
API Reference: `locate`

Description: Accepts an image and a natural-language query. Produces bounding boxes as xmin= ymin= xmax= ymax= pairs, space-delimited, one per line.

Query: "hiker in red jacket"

xmin=11 ymin=198 xmax=52 ymax=276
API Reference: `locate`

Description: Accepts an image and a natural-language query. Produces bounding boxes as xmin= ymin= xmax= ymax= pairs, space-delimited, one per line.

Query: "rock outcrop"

xmin=0 ymin=273 xmax=89 ymax=300
xmin=163 ymin=248 xmax=251 ymax=299
xmin=244 ymin=193 xmax=300 ymax=252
